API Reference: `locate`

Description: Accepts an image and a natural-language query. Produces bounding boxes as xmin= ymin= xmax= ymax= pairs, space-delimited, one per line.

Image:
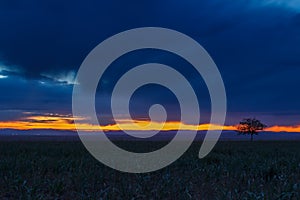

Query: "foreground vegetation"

xmin=1 ymin=141 xmax=300 ymax=199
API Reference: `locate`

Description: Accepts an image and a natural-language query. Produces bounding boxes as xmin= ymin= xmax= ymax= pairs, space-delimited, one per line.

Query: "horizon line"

xmin=0 ymin=115 xmax=300 ymax=133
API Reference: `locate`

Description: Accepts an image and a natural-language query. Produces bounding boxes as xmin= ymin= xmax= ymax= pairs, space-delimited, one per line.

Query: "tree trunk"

xmin=250 ymin=134 xmax=253 ymax=142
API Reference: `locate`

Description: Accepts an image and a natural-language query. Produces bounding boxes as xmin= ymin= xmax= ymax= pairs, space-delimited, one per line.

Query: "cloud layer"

xmin=0 ymin=0 xmax=299 ymax=127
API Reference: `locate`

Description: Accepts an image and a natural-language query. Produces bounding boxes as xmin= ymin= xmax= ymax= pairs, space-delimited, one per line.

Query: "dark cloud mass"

xmin=0 ymin=0 xmax=299 ymax=125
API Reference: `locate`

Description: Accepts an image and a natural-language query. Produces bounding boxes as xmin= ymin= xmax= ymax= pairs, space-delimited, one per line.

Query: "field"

xmin=1 ymin=141 xmax=300 ymax=199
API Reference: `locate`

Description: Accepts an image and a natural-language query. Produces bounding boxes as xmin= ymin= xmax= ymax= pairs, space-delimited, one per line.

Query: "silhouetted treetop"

xmin=236 ymin=118 xmax=267 ymax=141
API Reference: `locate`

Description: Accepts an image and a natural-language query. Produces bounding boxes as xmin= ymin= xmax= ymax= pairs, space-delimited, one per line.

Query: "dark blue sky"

xmin=0 ymin=0 xmax=300 ymax=126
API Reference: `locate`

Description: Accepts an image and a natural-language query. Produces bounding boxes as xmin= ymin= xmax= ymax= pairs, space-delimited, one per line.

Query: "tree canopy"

xmin=236 ymin=118 xmax=267 ymax=141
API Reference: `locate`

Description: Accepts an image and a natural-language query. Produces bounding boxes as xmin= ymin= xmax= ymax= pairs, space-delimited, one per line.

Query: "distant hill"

xmin=1 ymin=129 xmax=300 ymax=141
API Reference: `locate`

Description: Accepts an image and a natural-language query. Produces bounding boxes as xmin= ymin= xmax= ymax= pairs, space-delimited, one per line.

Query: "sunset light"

xmin=0 ymin=114 xmax=299 ymax=133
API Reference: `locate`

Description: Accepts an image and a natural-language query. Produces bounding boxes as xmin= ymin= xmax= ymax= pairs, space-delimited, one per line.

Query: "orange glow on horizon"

xmin=0 ymin=115 xmax=299 ymax=133
xmin=265 ymin=125 xmax=300 ymax=133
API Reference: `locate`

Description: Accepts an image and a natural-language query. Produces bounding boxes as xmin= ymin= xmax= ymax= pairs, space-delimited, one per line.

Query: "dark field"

xmin=1 ymin=141 xmax=300 ymax=199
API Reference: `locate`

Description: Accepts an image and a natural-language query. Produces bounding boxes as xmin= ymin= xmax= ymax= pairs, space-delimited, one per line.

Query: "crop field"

xmin=1 ymin=141 xmax=300 ymax=199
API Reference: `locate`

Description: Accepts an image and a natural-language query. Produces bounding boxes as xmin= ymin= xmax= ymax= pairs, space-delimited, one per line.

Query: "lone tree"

xmin=236 ymin=118 xmax=267 ymax=141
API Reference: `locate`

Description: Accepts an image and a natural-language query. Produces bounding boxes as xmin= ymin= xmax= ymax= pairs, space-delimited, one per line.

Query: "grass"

xmin=1 ymin=141 xmax=300 ymax=199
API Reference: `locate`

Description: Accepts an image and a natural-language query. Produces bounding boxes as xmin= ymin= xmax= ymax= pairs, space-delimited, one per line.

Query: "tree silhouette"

xmin=236 ymin=118 xmax=267 ymax=141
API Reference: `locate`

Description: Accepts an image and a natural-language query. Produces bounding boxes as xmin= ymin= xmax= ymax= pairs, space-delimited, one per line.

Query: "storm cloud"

xmin=0 ymin=0 xmax=299 ymax=126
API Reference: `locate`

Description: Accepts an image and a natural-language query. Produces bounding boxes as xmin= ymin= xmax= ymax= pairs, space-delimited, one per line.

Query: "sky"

xmin=0 ymin=0 xmax=300 ymax=133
